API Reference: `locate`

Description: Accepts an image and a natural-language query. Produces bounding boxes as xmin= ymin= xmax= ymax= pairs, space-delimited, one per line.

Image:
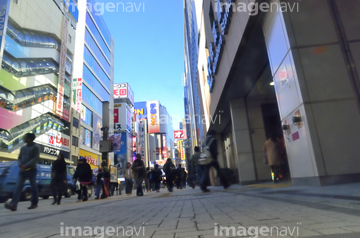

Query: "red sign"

xmin=174 ymin=130 xmax=184 ymax=139
xmin=85 ymin=156 xmax=98 ymax=166
xmin=114 ymin=108 xmax=119 ymax=123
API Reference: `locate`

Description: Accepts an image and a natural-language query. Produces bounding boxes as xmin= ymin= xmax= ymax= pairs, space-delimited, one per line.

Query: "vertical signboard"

xmin=147 ymin=100 xmax=160 ymax=134
xmin=72 ymin=78 xmax=82 ymax=112
xmin=56 ymin=17 xmax=68 ymax=118
xmin=0 ymin=0 xmax=10 ymax=71
xmin=113 ymin=103 xmax=132 ymax=133
xmin=126 ymin=104 xmax=132 ymax=133
xmin=162 ymin=134 xmax=167 ymax=159
xmin=182 ymin=118 xmax=187 ymax=139
xmin=181 ymin=140 xmax=185 ymax=161
xmin=134 ymin=101 xmax=147 ymax=121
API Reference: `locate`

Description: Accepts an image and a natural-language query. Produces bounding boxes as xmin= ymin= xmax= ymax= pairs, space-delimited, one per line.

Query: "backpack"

xmin=199 ymin=138 xmax=215 ymax=165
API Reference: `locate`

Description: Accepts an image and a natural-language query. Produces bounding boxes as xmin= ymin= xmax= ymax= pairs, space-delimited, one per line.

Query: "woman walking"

xmin=51 ymin=154 xmax=67 ymax=205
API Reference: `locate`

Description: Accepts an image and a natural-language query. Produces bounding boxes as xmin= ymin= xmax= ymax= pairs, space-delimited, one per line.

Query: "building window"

xmin=73 ymin=117 xmax=79 ymax=128
xmin=72 ymin=136 xmax=79 ymax=147
xmin=68 ymin=34 xmax=72 ymax=43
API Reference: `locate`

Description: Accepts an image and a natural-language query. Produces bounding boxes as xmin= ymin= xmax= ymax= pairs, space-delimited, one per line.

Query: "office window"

xmin=72 ymin=136 xmax=79 ymax=147
xmin=73 ymin=117 xmax=79 ymax=128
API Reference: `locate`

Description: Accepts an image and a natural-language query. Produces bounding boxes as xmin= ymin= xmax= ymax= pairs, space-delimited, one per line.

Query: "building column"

xmin=229 ymin=98 xmax=257 ymax=184
xmin=263 ymin=0 xmax=360 ymax=185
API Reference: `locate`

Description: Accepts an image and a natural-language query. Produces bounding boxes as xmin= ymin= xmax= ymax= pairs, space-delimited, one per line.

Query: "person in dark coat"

xmin=200 ymin=130 xmax=230 ymax=192
xmin=163 ymin=158 xmax=175 ymax=192
xmin=175 ymin=164 xmax=183 ymax=189
xmin=73 ymin=158 xmax=92 ymax=201
xmin=132 ymin=154 xmax=146 ymax=196
xmin=51 ymin=153 xmax=67 ymax=205
xmin=151 ymin=164 xmax=162 ymax=192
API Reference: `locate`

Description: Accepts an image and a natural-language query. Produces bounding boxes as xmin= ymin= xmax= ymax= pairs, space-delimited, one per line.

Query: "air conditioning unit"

xmin=100 ymin=140 xmax=112 ymax=152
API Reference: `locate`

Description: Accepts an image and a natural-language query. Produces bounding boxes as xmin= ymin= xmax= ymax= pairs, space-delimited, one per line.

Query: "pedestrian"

xmin=151 ymin=164 xmax=162 ymax=192
xmin=263 ymin=132 xmax=284 ymax=183
xmin=182 ymin=168 xmax=187 ymax=188
xmin=145 ymin=167 xmax=152 ymax=193
xmin=73 ymin=158 xmax=92 ymax=201
xmin=94 ymin=168 xmax=107 ymax=199
xmin=4 ymin=133 xmax=40 ymax=211
xmin=123 ymin=162 xmax=133 ymax=196
xmin=190 ymin=146 xmax=202 ymax=188
xmin=132 ymin=154 xmax=146 ymax=196
xmin=200 ymin=130 xmax=230 ymax=193
xmin=51 ymin=153 xmax=67 ymax=205
xmin=101 ymin=160 xmax=110 ymax=196
xmin=175 ymin=164 xmax=183 ymax=189
xmin=163 ymin=158 xmax=175 ymax=192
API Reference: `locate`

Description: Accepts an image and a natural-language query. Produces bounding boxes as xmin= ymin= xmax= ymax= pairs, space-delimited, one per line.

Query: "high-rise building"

xmin=134 ymin=101 xmax=174 ymax=168
xmin=0 ymin=0 xmax=79 ymax=164
xmin=72 ymin=0 xmax=114 ymax=169
xmin=188 ymin=0 xmax=360 ymax=186
xmin=183 ymin=0 xmax=206 ymax=152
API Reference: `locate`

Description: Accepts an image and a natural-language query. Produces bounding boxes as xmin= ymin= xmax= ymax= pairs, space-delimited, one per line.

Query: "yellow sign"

xmin=79 ymin=149 xmax=100 ymax=170
xmin=181 ymin=141 xmax=185 ymax=161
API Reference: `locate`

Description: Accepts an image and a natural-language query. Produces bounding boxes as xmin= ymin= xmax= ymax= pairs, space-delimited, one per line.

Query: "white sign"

xmin=35 ymin=129 xmax=70 ymax=151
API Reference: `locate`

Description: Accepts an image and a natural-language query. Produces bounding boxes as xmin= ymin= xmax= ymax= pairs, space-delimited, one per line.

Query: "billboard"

xmin=181 ymin=140 xmax=185 ymax=161
xmin=114 ymin=83 xmax=128 ymax=99
xmin=79 ymin=149 xmax=99 ymax=170
xmin=114 ymin=103 xmax=132 ymax=133
xmin=109 ymin=132 xmax=128 ymax=178
xmin=134 ymin=101 xmax=147 ymax=121
xmin=174 ymin=130 xmax=184 ymax=140
xmin=147 ymin=100 xmax=160 ymax=134
xmin=35 ymin=129 xmax=70 ymax=152
xmin=162 ymin=134 xmax=167 ymax=159
xmin=92 ymin=113 xmax=102 ymax=151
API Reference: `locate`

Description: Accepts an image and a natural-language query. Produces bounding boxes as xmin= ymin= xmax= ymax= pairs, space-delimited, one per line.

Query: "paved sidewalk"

xmin=1 ymin=182 xmax=360 ymax=238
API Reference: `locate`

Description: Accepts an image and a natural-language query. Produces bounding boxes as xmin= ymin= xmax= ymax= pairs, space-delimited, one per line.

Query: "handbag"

xmin=75 ymin=180 xmax=80 ymax=191
xmin=199 ymin=138 xmax=215 ymax=165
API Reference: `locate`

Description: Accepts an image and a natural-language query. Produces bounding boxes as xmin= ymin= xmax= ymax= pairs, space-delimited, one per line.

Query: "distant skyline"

xmin=96 ymin=0 xmax=185 ymax=130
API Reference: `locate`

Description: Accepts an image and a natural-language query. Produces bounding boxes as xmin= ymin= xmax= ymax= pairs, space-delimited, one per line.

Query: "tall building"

xmin=72 ymin=0 xmax=114 ymax=169
xmin=183 ymin=0 xmax=206 ymax=152
xmin=188 ymin=0 xmax=360 ymax=186
xmin=0 ymin=0 xmax=79 ymax=164
xmin=134 ymin=101 xmax=174 ymax=167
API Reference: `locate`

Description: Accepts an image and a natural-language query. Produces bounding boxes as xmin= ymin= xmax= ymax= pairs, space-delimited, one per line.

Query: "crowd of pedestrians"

xmin=4 ymin=130 xmax=235 ymax=212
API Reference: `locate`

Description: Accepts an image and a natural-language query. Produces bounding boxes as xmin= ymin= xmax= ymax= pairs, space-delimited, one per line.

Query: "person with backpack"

xmin=163 ymin=158 xmax=175 ymax=192
xmin=132 ymin=154 xmax=146 ymax=196
xmin=200 ymin=130 xmax=230 ymax=193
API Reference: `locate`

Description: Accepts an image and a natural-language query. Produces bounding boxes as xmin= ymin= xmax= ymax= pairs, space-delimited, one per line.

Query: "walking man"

xmin=200 ymin=130 xmax=230 ymax=192
xmin=123 ymin=162 xmax=134 ymax=196
xmin=163 ymin=158 xmax=175 ymax=192
xmin=5 ymin=133 xmax=40 ymax=211
xmin=51 ymin=153 xmax=67 ymax=205
xmin=132 ymin=154 xmax=146 ymax=196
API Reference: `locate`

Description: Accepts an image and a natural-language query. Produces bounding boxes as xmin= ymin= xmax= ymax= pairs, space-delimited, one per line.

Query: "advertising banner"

xmin=162 ymin=134 xmax=167 ymax=159
xmin=56 ymin=17 xmax=68 ymax=119
xmin=182 ymin=118 xmax=187 ymax=139
xmin=0 ymin=0 xmax=10 ymax=71
xmin=147 ymin=100 xmax=160 ymax=134
xmin=174 ymin=130 xmax=184 ymax=140
xmin=72 ymin=78 xmax=82 ymax=112
xmin=134 ymin=101 xmax=147 ymax=121
xmin=126 ymin=105 xmax=132 ymax=133
xmin=92 ymin=113 xmax=102 ymax=151
xmin=109 ymin=132 xmax=127 ymax=177
xmin=181 ymin=140 xmax=185 ymax=161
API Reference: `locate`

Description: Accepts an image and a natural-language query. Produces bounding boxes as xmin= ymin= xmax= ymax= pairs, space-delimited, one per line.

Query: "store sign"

xmin=207 ymin=0 xmax=232 ymax=93
xmin=162 ymin=134 xmax=167 ymax=159
xmin=181 ymin=140 xmax=185 ymax=161
xmin=39 ymin=144 xmax=70 ymax=158
xmin=56 ymin=18 xmax=68 ymax=118
xmin=147 ymin=100 xmax=160 ymax=134
xmin=134 ymin=101 xmax=147 ymax=121
xmin=114 ymin=83 xmax=127 ymax=98
xmin=35 ymin=130 xmax=70 ymax=152
xmin=174 ymin=130 xmax=184 ymax=140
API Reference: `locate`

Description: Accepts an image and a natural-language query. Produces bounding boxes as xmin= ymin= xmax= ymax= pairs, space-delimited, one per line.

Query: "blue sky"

xmin=96 ymin=0 xmax=185 ymax=130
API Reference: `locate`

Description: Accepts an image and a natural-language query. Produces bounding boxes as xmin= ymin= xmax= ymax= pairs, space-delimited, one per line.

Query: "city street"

xmin=2 ymin=183 xmax=360 ymax=238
